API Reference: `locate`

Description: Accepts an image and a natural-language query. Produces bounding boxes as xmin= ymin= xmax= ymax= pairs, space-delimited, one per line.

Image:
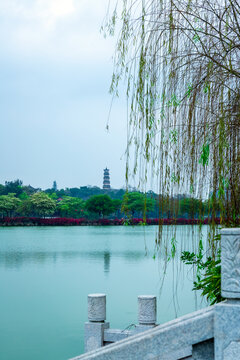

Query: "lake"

xmin=0 ymin=225 xmax=208 ymax=360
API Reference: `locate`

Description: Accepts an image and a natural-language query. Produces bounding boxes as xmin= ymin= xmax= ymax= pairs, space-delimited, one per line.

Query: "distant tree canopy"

xmin=112 ymin=199 xmax=122 ymax=216
xmin=4 ymin=180 xmax=23 ymax=196
xmin=0 ymin=194 xmax=21 ymax=217
xmin=122 ymin=192 xmax=155 ymax=217
xmin=30 ymin=192 xmax=56 ymax=217
xmin=179 ymin=198 xmax=205 ymax=218
xmin=0 ymin=184 xmax=5 ymax=195
xmin=45 ymin=186 xmax=126 ymax=200
xmin=17 ymin=197 xmax=33 ymax=216
xmin=85 ymin=195 xmax=115 ymax=217
xmin=0 ymin=179 xmax=210 ymax=220
xmin=57 ymin=197 xmax=85 ymax=218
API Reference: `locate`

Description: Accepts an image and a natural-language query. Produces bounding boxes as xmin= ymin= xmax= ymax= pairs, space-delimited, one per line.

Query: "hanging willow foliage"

xmin=103 ymin=0 xmax=240 ymax=253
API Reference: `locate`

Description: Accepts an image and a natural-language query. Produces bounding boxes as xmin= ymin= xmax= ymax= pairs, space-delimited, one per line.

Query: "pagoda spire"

xmin=103 ymin=167 xmax=111 ymax=189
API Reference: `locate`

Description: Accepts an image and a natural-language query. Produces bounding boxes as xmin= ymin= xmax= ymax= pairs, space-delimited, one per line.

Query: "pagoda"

xmin=103 ymin=168 xmax=111 ymax=189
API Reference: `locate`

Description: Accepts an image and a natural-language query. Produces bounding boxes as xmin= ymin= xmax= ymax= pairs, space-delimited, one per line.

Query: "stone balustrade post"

xmin=134 ymin=295 xmax=157 ymax=333
xmin=84 ymin=294 xmax=109 ymax=352
xmin=215 ymin=228 xmax=240 ymax=360
xmin=138 ymin=295 xmax=157 ymax=325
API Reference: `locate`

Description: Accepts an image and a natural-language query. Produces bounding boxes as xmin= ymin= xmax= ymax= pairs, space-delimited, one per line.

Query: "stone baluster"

xmin=84 ymin=294 xmax=109 ymax=352
xmin=215 ymin=228 xmax=240 ymax=360
xmin=135 ymin=295 xmax=157 ymax=333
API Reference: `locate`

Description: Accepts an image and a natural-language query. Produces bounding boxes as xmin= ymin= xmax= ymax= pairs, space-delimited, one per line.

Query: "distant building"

xmin=103 ymin=168 xmax=111 ymax=189
xmin=52 ymin=180 xmax=57 ymax=192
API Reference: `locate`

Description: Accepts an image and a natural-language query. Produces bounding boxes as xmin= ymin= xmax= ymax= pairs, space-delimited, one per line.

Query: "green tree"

xmin=85 ymin=195 xmax=115 ymax=218
xmin=179 ymin=198 xmax=205 ymax=218
xmin=0 ymin=184 xmax=5 ymax=195
xmin=112 ymin=199 xmax=122 ymax=217
xmin=57 ymin=197 xmax=85 ymax=218
xmin=0 ymin=194 xmax=21 ymax=217
xmin=17 ymin=198 xmax=33 ymax=216
xmin=4 ymin=179 xmax=23 ymax=197
xmin=48 ymin=192 xmax=58 ymax=201
xmin=30 ymin=192 xmax=56 ymax=217
xmin=123 ymin=192 xmax=155 ymax=217
xmin=18 ymin=192 xmax=29 ymax=201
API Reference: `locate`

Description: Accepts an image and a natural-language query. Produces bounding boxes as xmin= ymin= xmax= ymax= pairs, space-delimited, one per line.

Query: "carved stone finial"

xmin=138 ymin=295 xmax=157 ymax=325
xmin=88 ymin=294 xmax=106 ymax=322
xmin=221 ymin=228 xmax=240 ymax=299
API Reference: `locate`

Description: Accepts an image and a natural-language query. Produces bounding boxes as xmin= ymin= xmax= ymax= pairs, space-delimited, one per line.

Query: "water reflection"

xmin=0 ymin=226 xmax=206 ymax=360
xmin=103 ymin=251 xmax=110 ymax=273
xmin=0 ymin=250 xmax=147 ymax=270
xmin=0 ymin=226 xmax=207 ymax=271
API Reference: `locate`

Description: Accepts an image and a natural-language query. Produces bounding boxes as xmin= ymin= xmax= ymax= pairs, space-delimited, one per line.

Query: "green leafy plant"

xmin=181 ymin=234 xmax=223 ymax=305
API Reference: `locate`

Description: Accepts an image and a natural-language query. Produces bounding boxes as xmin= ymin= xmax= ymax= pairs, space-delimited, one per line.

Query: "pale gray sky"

xmin=0 ymin=0 xmax=127 ymax=190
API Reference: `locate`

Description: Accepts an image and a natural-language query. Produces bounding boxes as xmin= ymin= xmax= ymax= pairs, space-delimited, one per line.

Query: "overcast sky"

xmin=0 ymin=0 xmax=128 ymax=190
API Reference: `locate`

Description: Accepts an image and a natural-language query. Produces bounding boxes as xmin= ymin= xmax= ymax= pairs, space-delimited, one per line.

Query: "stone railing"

xmin=70 ymin=228 xmax=240 ymax=360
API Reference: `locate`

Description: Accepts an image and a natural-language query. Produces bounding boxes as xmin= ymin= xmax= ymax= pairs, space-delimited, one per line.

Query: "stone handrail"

xmin=70 ymin=228 xmax=240 ymax=360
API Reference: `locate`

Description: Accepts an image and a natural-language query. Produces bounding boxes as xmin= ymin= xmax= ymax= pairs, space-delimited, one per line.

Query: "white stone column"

xmin=88 ymin=294 xmax=106 ymax=322
xmin=84 ymin=294 xmax=109 ymax=352
xmin=138 ymin=295 xmax=157 ymax=325
xmin=215 ymin=228 xmax=240 ymax=360
xmin=221 ymin=229 xmax=240 ymax=299
xmin=132 ymin=295 xmax=157 ymax=333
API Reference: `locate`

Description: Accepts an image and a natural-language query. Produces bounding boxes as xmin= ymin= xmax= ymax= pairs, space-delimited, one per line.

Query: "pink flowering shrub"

xmin=0 ymin=217 xmax=222 ymax=226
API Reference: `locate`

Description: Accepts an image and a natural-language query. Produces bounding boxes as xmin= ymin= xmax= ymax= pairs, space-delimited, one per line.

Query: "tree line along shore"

xmin=0 ymin=180 xmax=226 ymax=225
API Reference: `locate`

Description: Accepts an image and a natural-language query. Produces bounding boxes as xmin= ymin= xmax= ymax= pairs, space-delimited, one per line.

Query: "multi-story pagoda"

xmin=103 ymin=168 xmax=111 ymax=189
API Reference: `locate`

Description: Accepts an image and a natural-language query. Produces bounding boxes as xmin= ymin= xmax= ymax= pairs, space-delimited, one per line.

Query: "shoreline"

xmin=0 ymin=217 xmax=220 ymax=227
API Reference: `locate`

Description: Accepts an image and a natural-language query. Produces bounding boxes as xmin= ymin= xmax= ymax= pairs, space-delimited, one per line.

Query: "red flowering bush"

xmin=0 ymin=216 xmax=223 ymax=226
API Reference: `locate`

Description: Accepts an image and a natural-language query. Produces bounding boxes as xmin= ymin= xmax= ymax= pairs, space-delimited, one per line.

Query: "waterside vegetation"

xmin=0 ymin=179 xmax=224 ymax=224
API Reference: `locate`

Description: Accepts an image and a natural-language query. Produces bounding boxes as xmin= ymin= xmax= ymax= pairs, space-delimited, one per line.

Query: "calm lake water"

xmin=0 ymin=225 xmax=208 ymax=360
